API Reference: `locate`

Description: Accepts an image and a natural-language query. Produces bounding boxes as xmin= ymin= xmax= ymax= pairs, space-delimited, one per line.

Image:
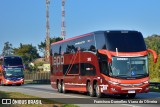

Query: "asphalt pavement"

xmin=0 ymin=84 xmax=160 ymax=107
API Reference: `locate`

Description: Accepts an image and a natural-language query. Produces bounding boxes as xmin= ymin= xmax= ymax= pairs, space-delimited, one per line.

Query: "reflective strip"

xmin=100 ymin=85 xmax=108 ymax=87
xmin=51 ymin=82 xmax=56 ymax=84
xmin=65 ymin=83 xmax=86 ymax=86
xmin=120 ymin=83 xmax=143 ymax=87
xmin=121 ymin=88 xmax=142 ymax=90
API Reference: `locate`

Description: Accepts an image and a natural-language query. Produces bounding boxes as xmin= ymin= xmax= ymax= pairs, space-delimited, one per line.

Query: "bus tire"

xmin=62 ymin=81 xmax=67 ymax=93
xmin=95 ymin=82 xmax=103 ymax=98
xmin=86 ymin=82 xmax=90 ymax=95
xmin=58 ymin=81 xmax=62 ymax=93
xmin=88 ymin=82 xmax=95 ymax=97
xmin=16 ymin=84 xmax=21 ymax=86
xmin=128 ymin=93 xmax=136 ymax=99
xmin=1 ymin=80 xmax=4 ymax=86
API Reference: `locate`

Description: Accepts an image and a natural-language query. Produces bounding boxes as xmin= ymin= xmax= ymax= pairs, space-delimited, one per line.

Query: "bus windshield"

xmin=4 ymin=57 xmax=23 ymax=66
xmin=105 ymin=31 xmax=146 ymax=52
xmin=110 ymin=56 xmax=148 ymax=79
xmin=5 ymin=68 xmax=24 ymax=77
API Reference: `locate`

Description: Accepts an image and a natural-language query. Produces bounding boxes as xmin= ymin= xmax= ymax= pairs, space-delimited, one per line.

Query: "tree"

xmin=38 ymin=37 xmax=63 ymax=56
xmin=145 ymin=35 xmax=160 ymax=81
xmin=2 ymin=41 xmax=13 ymax=56
xmin=13 ymin=44 xmax=40 ymax=64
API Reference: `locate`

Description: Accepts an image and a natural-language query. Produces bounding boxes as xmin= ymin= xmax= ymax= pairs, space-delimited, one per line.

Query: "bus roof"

xmin=51 ymin=30 xmax=141 ymax=46
xmin=51 ymin=32 xmax=93 ymax=46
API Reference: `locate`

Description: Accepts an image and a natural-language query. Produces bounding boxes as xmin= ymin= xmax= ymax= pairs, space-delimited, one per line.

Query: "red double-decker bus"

xmin=50 ymin=30 xmax=158 ymax=98
xmin=0 ymin=56 xmax=24 ymax=86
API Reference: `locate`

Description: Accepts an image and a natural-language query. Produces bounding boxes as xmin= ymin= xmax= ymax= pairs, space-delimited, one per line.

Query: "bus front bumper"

xmin=4 ymin=79 xmax=24 ymax=85
xmin=100 ymin=83 xmax=149 ymax=94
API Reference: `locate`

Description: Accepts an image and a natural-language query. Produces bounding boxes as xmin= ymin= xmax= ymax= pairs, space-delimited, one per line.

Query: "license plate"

xmin=128 ymin=90 xmax=135 ymax=93
xmin=12 ymin=82 xmax=16 ymax=85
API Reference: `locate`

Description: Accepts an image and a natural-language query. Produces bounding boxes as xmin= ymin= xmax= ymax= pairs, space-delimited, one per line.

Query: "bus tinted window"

xmin=4 ymin=57 xmax=23 ymax=66
xmin=52 ymin=44 xmax=61 ymax=56
xmin=66 ymin=44 xmax=77 ymax=54
xmin=99 ymin=61 xmax=109 ymax=75
xmin=68 ymin=64 xmax=79 ymax=74
xmin=74 ymin=35 xmax=96 ymax=52
xmin=63 ymin=64 xmax=79 ymax=75
xmin=63 ymin=65 xmax=68 ymax=74
xmin=95 ymin=32 xmax=106 ymax=49
xmin=105 ymin=31 xmax=146 ymax=52
xmin=80 ymin=63 xmax=96 ymax=76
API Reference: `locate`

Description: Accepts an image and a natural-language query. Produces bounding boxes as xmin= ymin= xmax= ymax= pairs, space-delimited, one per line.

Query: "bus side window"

xmin=100 ymin=61 xmax=109 ymax=76
xmin=89 ymin=45 xmax=96 ymax=52
xmin=68 ymin=64 xmax=79 ymax=74
xmin=80 ymin=63 xmax=96 ymax=76
xmin=63 ymin=64 xmax=79 ymax=75
xmin=63 ymin=65 xmax=69 ymax=75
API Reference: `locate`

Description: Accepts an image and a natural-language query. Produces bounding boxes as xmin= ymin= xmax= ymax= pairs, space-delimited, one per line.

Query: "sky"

xmin=0 ymin=0 xmax=160 ymax=55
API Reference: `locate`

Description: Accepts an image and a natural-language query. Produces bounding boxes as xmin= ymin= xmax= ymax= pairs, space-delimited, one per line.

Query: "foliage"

xmin=145 ymin=35 xmax=160 ymax=81
xmin=13 ymin=43 xmax=40 ymax=65
xmin=2 ymin=41 xmax=13 ymax=56
xmin=38 ymin=37 xmax=63 ymax=56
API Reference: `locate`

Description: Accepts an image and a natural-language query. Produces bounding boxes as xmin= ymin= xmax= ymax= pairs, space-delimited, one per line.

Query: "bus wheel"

xmin=1 ymin=80 xmax=4 ymax=86
xmin=86 ymin=82 xmax=90 ymax=95
xmin=88 ymin=82 xmax=95 ymax=97
xmin=95 ymin=82 xmax=103 ymax=98
xmin=58 ymin=81 xmax=62 ymax=93
xmin=128 ymin=93 xmax=136 ymax=99
xmin=16 ymin=84 xmax=21 ymax=86
xmin=62 ymin=81 xmax=67 ymax=93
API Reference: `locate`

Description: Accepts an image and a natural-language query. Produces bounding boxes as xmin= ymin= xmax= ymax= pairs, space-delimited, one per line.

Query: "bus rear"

xmin=0 ymin=56 xmax=24 ymax=86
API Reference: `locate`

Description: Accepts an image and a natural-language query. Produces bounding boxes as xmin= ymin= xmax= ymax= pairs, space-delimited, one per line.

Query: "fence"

xmin=24 ymin=72 xmax=50 ymax=84
xmin=150 ymin=82 xmax=160 ymax=89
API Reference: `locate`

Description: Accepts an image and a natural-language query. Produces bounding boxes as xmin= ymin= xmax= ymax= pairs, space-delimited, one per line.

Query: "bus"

xmin=50 ymin=30 xmax=158 ymax=98
xmin=0 ymin=56 xmax=24 ymax=86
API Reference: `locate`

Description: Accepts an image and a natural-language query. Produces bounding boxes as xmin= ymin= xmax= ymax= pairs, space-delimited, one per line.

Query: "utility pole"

xmin=61 ymin=0 xmax=66 ymax=40
xmin=45 ymin=0 xmax=50 ymax=62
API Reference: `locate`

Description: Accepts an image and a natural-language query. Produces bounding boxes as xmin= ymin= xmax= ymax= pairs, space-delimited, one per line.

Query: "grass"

xmin=150 ymin=78 xmax=160 ymax=82
xmin=0 ymin=91 xmax=78 ymax=107
xmin=24 ymin=80 xmax=50 ymax=84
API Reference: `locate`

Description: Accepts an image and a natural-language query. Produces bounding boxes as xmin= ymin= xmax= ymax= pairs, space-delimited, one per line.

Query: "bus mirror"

xmin=23 ymin=65 xmax=26 ymax=70
xmin=108 ymin=58 xmax=112 ymax=63
xmin=0 ymin=65 xmax=2 ymax=72
xmin=147 ymin=49 xmax=158 ymax=63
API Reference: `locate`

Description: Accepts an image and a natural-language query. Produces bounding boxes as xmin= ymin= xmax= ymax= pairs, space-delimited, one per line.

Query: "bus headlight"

xmin=107 ymin=80 xmax=119 ymax=85
xmin=18 ymin=78 xmax=23 ymax=81
xmin=143 ymin=81 xmax=149 ymax=84
xmin=6 ymin=79 xmax=10 ymax=82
